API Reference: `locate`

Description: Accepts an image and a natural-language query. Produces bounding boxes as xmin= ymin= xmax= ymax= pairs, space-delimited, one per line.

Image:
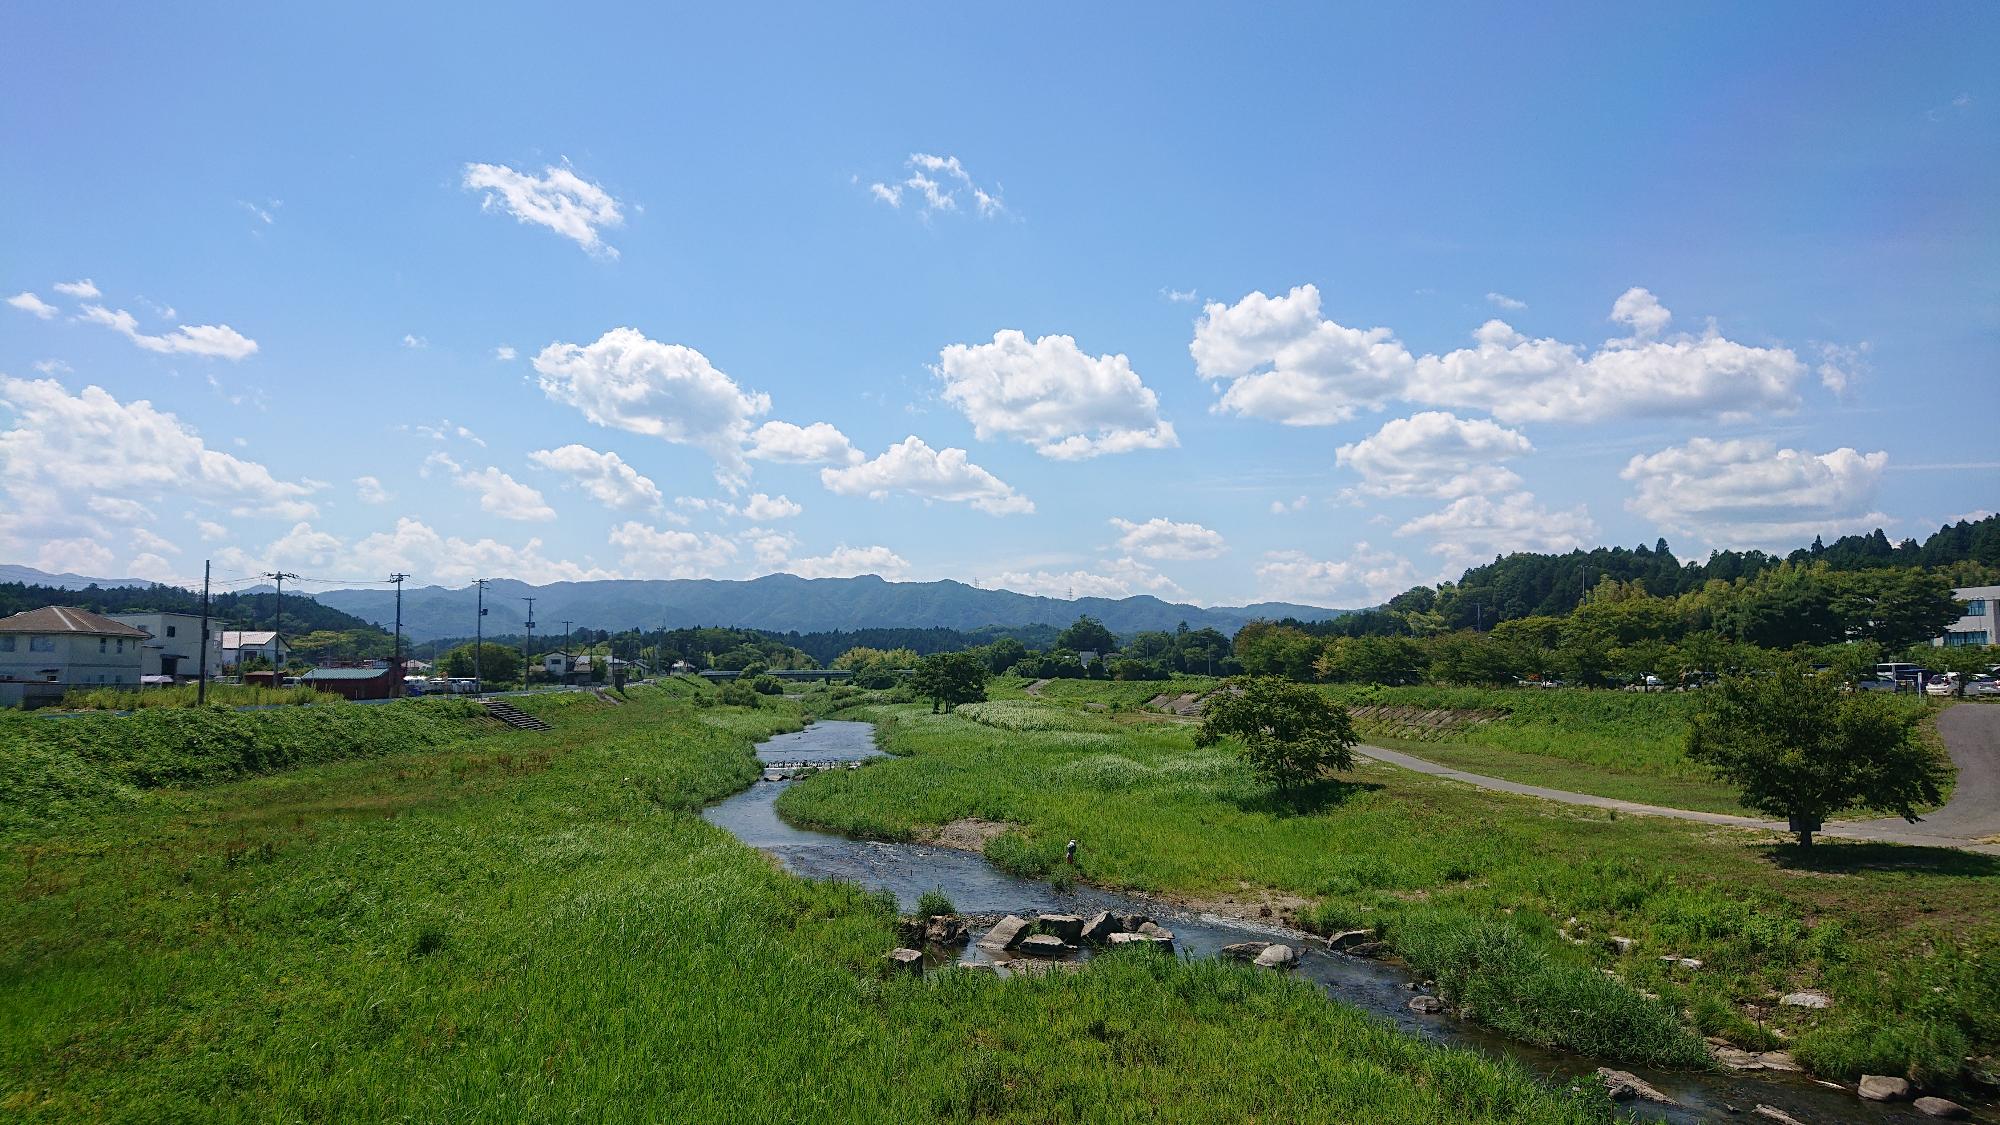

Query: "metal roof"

xmin=0 ymin=606 xmax=151 ymax=637
xmin=300 ymin=667 xmax=392 ymax=680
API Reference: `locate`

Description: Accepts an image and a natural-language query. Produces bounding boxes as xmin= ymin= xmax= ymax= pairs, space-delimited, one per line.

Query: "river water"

xmin=701 ymin=720 xmax=1958 ymax=1124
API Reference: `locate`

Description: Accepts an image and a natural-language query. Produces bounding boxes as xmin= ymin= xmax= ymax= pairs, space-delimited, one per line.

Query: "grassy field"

xmin=995 ymin=678 xmax=1944 ymax=816
xmin=0 ymin=686 xmax=1617 ymax=1123
xmin=52 ymin=683 xmax=341 ymax=711
xmin=785 ymin=690 xmax=2000 ymax=1091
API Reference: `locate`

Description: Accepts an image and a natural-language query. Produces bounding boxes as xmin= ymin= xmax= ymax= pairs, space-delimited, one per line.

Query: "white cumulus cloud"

xmin=821 ymin=435 xmax=1033 ymax=516
xmin=1485 ymin=292 xmax=1528 ymax=311
xmin=782 ymin=544 xmax=909 ymax=580
xmin=1335 ymin=411 xmax=1533 ymax=499
xmin=607 ymin=522 xmax=739 ymax=578
xmin=1621 ymin=437 xmax=1890 ymax=547
xmin=79 ymin=304 xmax=259 ymax=360
xmin=868 ymin=153 xmax=1005 ymax=218
xmin=7 ymin=292 xmax=56 ymax=319
xmin=463 ymin=161 xmax=624 ymax=257
xmin=935 ymin=329 xmax=1177 ymax=459
xmin=533 ymin=328 xmax=770 ymax=486
xmin=1191 ymin=285 xmax=1414 ymax=425
xmin=746 ymin=420 xmax=863 ymax=465
xmin=1109 ymin=517 xmax=1226 ymax=560
xmin=423 ymin=452 xmax=556 ymax=521
xmin=1395 ymin=492 xmax=1598 ymax=572
xmin=1408 ymin=289 xmax=1802 ymax=424
xmin=1256 ymin=543 xmax=1421 ymax=607
xmin=355 ymin=475 xmax=390 ymax=504
xmin=529 ymin=444 xmax=663 ymax=512
xmin=0 ymin=378 xmax=320 ymax=523
xmin=53 ymin=279 xmax=101 ymax=299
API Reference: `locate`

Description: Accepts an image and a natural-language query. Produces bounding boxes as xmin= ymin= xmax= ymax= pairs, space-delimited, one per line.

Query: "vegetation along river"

xmin=703 ymin=720 xmax=1952 ymax=1125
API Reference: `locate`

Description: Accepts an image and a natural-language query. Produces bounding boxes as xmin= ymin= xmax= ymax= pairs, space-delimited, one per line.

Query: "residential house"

xmin=110 ymin=611 xmax=223 ymax=680
xmin=220 ymin=630 xmax=289 ymax=669
xmin=0 ymin=606 xmax=148 ymax=707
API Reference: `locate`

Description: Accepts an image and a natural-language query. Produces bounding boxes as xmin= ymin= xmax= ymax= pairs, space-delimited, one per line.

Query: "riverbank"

xmin=0 ymin=686 xmax=1617 ymax=1123
xmin=780 ymin=691 xmax=2000 ymax=1101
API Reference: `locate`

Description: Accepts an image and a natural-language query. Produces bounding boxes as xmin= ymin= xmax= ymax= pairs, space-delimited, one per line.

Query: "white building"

xmin=110 ymin=611 xmax=223 ymax=680
xmin=219 ymin=630 xmax=289 ymax=669
xmin=1936 ymin=585 xmax=1999 ymax=648
xmin=0 ymin=606 xmax=148 ymax=706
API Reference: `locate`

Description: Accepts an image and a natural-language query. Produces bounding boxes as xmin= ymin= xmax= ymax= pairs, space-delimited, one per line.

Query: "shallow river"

xmin=702 ymin=719 xmax=1956 ymax=1124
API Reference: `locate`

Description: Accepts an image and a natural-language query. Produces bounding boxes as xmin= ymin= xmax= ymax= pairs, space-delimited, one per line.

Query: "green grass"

xmin=780 ymin=694 xmax=2000 ymax=1089
xmin=0 ymin=686 xmax=1615 ymax=1123
xmin=54 ymin=683 xmax=340 ymax=710
xmin=1317 ymin=684 xmax=1945 ymax=817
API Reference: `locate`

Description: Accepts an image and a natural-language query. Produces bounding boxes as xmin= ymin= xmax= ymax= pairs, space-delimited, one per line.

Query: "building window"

xmin=100 ymin=638 xmax=108 ymax=653
xmin=117 ymin=639 xmax=125 ymax=653
xmin=166 ymin=625 xmax=177 ymax=638
xmin=0 ymin=635 xmax=13 ymax=652
xmin=1945 ymin=630 xmax=1991 ymax=647
xmin=1966 ymin=599 xmax=1988 ymax=616
xmin=29 ymin=636 xmax=55 ymax=652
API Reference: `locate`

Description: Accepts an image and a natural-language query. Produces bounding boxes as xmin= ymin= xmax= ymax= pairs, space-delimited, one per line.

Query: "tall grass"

xmin=57 ymin=683 xmax=339 ymax=710
xmin=0 ymin=697 xmax=488 ymax=835
xmin=0 ymin=686 xmax=1609 ymax=1124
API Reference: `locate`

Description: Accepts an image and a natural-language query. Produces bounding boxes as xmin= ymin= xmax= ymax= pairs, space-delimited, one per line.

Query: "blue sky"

xmin=3 ymin=3 xmax=1995 ymax=607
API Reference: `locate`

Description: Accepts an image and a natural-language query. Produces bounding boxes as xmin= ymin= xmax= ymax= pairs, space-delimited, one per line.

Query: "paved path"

xmin=1356 ymin=703 xmax=2000 ymax=857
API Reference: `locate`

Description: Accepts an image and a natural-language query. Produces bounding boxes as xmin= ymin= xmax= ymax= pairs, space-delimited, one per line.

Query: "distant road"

xmin=1357 ymin=703 xmax=2000 ymax=857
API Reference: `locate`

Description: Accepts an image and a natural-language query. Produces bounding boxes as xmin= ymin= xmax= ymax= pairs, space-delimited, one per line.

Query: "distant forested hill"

xmin=312 ymin=574 xmax=1345 ymax=642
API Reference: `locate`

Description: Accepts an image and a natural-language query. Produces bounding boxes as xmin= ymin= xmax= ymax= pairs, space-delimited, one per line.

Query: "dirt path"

xmin=1023 ymin=678 xmax=1052 ymax=697
xmin=1356 ymin=710 xmax=2000 ymax=857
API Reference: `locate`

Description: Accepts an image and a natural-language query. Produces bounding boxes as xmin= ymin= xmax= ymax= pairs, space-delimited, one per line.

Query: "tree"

xmin=1055 ymin=615 xmax=1118 ymax=656
xmin=911 ymin=651 xmax=990 ymax=713
xmin=440 ymin=642 xmax=524 ymax=685
xmin=1194 ymin=676 xmax=1358 ymax=797
xmin=1687 ymin=660 xmax=1947 ymax=846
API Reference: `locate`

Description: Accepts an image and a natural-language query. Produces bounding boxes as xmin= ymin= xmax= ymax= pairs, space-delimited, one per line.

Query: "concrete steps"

xmin=480 ymin=699 xmax=552 ymax=731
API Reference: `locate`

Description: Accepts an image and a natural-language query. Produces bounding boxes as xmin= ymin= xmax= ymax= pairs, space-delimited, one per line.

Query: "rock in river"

xmin=1081 ymin=911 xmax=1121 ymax=944
xmin=979 ymin=915 xmax=1031 ymax=951
xmin=1913 ymin=1096 xmax=1969 ymax=1119
xmin=1595 ymin=1068 xmax=1679 ymax=1107
xmin=1252 ymin=944 xmax=1298 ymax=970
xmin=1407 ymin=995 xmax=1446 ymax=1014
xmin=1857 ymin=1075 xmax=1911 ymax=1101
xmin=1036 ymin=913 xmax=1085 ymax=942
xmin=1017 ymin=934 xmax=1073 ymax=957
xmin=1220 ymin=942 xmax=1270 ymax=962
xmin=1753 ymin=1106 xmax=1806 ymax=1125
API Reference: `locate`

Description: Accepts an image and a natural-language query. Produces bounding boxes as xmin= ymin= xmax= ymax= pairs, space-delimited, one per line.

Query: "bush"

xmin=1390 ymin=910 xmax=1708 ymax=1067
xmin=916 ymin=888 xmax=956 ymax=917
xmin=749 ymin=675 xmax=785 ymax=696
xmin=716 ymin=681 xmax=762 ymax=708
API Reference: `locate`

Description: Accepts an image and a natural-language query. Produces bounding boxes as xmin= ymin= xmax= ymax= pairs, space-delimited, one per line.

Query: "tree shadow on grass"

xmin=1230 ymin=778 xmax=1385 ymax=817
xmin=1758 ymin=840 xmax=2000 ymax=879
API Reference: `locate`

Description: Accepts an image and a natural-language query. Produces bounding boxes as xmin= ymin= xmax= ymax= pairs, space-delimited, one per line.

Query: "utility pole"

xmin=521 ymin=596 xmax=537 ymax=692
xmin=389 ymin=573 xmax=409 ymax=692
xmin=474 ymin=579 xmax=490 ymax=696
xmin=197 ymin=560 xmax=211 ymax=705
xmin=264 ymin=570 xmax=299 ymax=677
xmin=560 ymin=618 xmax=573 ymax=682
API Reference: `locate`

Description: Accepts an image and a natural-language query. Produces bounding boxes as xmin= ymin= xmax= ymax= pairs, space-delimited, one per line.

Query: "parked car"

xmin=1924 ymin=676 xmax=1956 ymax=698
xmin=402 ymin=676 xmax=427 ymax=696
xmin=1965 ymin=674 xmax=2000 ymax=697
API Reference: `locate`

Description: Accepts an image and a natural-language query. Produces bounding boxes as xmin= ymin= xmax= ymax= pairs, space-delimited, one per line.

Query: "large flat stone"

xmin=1036 ymin=913 xmax=1085 ymax=942
xmin=978 ymin=914 xmax=1031 ymax=950
xmin=1017 ymin=934 xmax=1073 ymax=957
xmin=1858 ymin=1075 xmax=1912 ymax=1101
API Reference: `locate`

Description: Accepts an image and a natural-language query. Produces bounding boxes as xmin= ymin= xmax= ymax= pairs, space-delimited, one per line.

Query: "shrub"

xmin=916 ymin=888 xmax=956 ymax=917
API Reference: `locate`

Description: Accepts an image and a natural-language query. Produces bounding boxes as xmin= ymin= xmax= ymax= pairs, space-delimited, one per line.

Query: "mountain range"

xmin=1 ymin=566 xmax=1343 ymax=641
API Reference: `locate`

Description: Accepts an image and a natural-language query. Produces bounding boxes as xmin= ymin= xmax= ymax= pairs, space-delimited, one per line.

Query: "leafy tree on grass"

xmin=911 ymin=651 xmax=990 ymax=713
xmin=1055 ymin=615 xmax=1118 ymax=656
xmin=440 ymin=642 xmax=524 ymax=685
xmin=1687 ymin=660 xmax=1947 ymax=847
xmin=1195 ymin=676 xmax=1359 ymax=798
